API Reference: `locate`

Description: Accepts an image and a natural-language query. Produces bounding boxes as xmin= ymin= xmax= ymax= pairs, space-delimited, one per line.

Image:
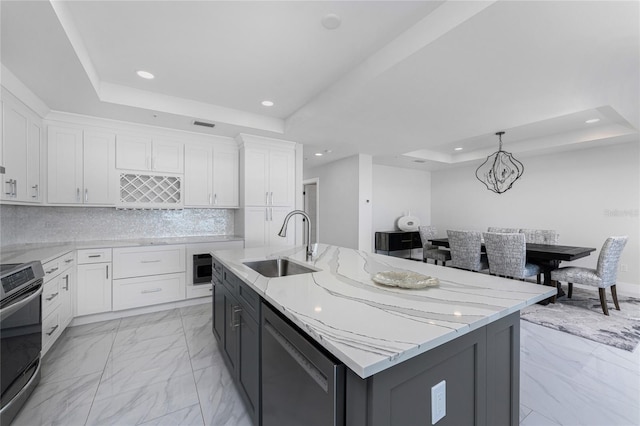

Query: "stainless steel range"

xmin=0 ymin=261 xmax=44 ymax=425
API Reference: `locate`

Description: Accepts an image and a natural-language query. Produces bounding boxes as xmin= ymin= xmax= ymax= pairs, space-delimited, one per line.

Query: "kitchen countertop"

xmin=212 ymin=244 xmax=556 ymax=379
xmin=0 ymin=235 xmax=244 ymax=265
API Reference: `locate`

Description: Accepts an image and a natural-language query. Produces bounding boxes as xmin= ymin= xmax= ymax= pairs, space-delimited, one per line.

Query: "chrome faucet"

xmin=278 ymin=210 xmax=314 ymax=261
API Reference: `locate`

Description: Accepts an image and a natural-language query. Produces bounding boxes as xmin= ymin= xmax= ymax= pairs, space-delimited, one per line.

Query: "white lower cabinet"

xmin=76 ymin=249 xmax=113 ymax=316
xmin=112 ymin=244 xmax=186 ymax=310
xmin=41 ymin=251 xmax=75 ymax=356
xmin=113 ymin=273 xmax=185 ymax=311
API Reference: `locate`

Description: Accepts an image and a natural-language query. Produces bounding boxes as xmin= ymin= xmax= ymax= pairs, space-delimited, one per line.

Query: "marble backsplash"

xmin=0 ymin=205 xmax=235 ymax=246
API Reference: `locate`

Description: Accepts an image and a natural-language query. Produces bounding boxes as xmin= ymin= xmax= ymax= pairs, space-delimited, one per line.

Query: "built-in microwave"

xmin=185 ymin=241 xmax=244 ymax=299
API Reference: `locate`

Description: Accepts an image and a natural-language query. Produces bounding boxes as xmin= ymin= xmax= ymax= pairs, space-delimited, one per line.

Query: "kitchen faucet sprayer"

xmin=278 ymin=210 xmax=315 ymax=261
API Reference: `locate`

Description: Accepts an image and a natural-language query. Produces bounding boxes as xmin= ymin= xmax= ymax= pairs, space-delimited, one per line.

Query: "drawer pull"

xmin=46 ymin=267 xmax=59 ymax=274
xmin=88 ymin=254 xmax=102 ymax=258
xmin=231 ymin=305 xmax=242 ymax=330
xmin=46 ymin=325 xmax=59 ymax=336
xmin=141 ymin=288 xmax=162 ymax=294
xmin=63 ymin=275 xmax=69 ymax=291
xmin=140 ymin=260 xmax=161 ymax=264
xmin=65 ymin=259 xmax=74 ymax=263
xmin=45 ymin=292 xmax=59 ymax=301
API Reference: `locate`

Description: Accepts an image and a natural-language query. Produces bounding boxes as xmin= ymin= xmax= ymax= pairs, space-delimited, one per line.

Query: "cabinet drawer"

xmin=238 ymin=280 xmax=260 ymax=323
xmin=42 ymin=309 xmax=61 ymax=354
xmin=113 ymin=245 xmax=185 ymax=279
xmin=77 ymin=248 xmax=113 ymax=264
xmin=212 ymin=257 xmax=223 ymax=279
xmin=112 ymin=273 xmax=185 ymax=311
xmin=60 ymin=251 xmax=76 ymax=269
xmin=222 ymin=266 xmax=240 ymax=295
xmin=42 ymin=276 xmax=61 ymax=318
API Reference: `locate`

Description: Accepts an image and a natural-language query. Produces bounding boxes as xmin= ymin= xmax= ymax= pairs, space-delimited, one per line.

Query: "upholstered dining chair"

xmin=551 ymin=236 xmax=628 ymax=316
xmin=487 ymin=227 xmax=519 ymax=233
xmin=519 ymin=229 xmax=559 ymax=245
xmin=447 ymin=230 xmax=488 ymax=272
xmin=418 ymin=225 xmax=451 ymax=266
xmin=483 ymin=232 xmax=542 ymax=282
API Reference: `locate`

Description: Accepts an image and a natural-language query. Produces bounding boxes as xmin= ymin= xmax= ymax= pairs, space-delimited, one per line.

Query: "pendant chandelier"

xmin=475 ymin=131 xmax=524 ymax=194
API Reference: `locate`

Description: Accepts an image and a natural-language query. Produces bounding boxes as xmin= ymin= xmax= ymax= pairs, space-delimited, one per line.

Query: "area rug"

xmin=521 ymin=287 xmax=640 ymax=352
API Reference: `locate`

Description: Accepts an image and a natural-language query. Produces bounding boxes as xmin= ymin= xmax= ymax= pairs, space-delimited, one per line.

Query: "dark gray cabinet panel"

xmin=212 ymin=274 xmax=224 ymax=342
xmin=212 ymin=265 xmax=260 ymax=426
xmin=238 ymin=309 xmax=260 ymax=425
xmin=345 ymin=312 xmax=520 ymax=426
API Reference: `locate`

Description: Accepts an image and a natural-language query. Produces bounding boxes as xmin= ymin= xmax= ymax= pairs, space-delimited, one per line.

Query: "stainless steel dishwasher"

xmin=261 ymin=302 xmax=345 ymax=426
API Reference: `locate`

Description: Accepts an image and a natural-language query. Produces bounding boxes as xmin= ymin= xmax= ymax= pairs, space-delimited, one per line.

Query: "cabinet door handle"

xmin=209 ymin=194 xmax=212 ymax=205
xmin=76 ymin=188 xmax=80 ymax=202
xmin=45 ymin=292 xmax=59 ymax=301
xmin=106 ymin=265 xmax=109 ymax=279
xmin=270 ymin=192 xmax=273 ymax=205
xmin=65 ymin=258 xmax=74 ymax=263
xmin=85 ymin=188 xmax=88 ymax=202
xmin=141 ymin=288 xmax=162 ymax=294
xmin=140 ymin=259 xmax=161 ymax=264
xmin=5 ymin=179 xmax=12 ymax=196
xmin=12 ymin=179 xmax=17 ymax=197
xmin=214 ymin=193 xmax=217 ymax=205
xmin=265 ymin=208 xmax=268 ymax=221
xmin=265 ymin=192 xmax=269 ymax=204
xmin=46 ymin=325 xmax=59 ymax=336
xmin=32 ymin=184 xmax=39 ymax=199
xmin=269 ymin=207 xmax=273 ymax=221
xmin=231 ymin=305 xmax=242 ymax=330
xmin=46 ymin=267 xmax=59 ymax=274
xmin=88 ymin=254 xmax=102 ymax=258
xmin=63 ymin=275 xmax=69 ymax=291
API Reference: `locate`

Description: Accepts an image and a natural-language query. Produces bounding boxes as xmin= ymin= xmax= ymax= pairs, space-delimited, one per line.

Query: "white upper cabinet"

xmin=116 ymin=134 xmax=183 ymax=174
xmin=243 ymin=146 xmax=294 ymax=207
xmin=212 ymin=143 xmax=239 ymax=207
xmin=83 ymin=131 xmax=117 ymax=204
xmin=115 ymin=134 xmax=151 ymax=171
xmin=184 ymin=143 xmax=213 ymax=207
xmin=48 ymin=126 xmax=116 ymax=205
xmin=1 ymin=90 xmax=42 ymax=203
xmin=184 ymin=141 xmax=238 ymax=208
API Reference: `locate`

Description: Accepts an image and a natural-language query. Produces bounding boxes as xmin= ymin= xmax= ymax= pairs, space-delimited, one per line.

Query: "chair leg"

xmin=611 ymin=285 xmax=621 ymax=311
xmin=598 ymin=288 xmax=609 ymax=316
xmin=568 ymin=282 xmax=573 ymax=299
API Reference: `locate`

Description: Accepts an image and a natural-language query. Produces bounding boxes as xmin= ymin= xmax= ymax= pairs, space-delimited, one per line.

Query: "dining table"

xmin=428 ymin=238 xmax=597 ymax=302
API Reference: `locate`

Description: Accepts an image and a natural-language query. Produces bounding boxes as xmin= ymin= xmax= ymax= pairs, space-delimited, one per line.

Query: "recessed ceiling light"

xmin=585 ymin=118 xmax=600 ymax=124
xmin=321 ymin=13 xmax=341 ymax=30
xmin=454 ymin=147 xmax=463 ymax=151
xmin=314 ymin=152 xmax=323 ymax=156
xmin=136 ymin=70 xmax=154 ymax=80
xmin=261 ymin=100 xmax=274 ymax=107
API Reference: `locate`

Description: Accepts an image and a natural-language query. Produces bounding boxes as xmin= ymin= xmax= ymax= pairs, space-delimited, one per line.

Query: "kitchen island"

xmin=212 ymin=244 xmax=555 ymax=426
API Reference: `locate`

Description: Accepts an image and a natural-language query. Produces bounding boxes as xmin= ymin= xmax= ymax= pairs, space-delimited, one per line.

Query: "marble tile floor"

xmin=11 ymin=303 xmax=640 ymax=426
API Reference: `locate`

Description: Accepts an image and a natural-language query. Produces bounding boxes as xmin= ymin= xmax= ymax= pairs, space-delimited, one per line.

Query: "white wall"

xmin=432 ymin=141 xmax=640 ymax=293
xmin=372 ymin=165 xmax=431 ymax=233
xmin=358 ymin=155 xmax=373 ymax=252
xmin=304 ymin=155 xmax=362 ymax=249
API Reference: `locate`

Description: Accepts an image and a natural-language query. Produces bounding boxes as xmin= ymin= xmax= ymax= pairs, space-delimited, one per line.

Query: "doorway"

xmin=303 ymin=178 xmax=319 ymax=243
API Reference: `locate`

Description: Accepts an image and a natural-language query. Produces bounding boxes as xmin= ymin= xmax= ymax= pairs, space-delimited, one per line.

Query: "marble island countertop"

xmin=212 ymin=244 xmax=556 ymax=379
xmin=0 ymin=235 xmax=243 ymax=265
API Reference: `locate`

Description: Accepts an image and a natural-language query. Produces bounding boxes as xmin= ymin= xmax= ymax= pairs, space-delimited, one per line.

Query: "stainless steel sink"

xmin=243 ymin=258 xmax=316 ymax=278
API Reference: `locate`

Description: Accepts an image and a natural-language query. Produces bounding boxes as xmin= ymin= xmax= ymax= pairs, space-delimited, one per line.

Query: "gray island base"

xmin=346 ymin=311 xmax=519 ymax=426
xmin=211 ymin=244 xmax=554 ymax=426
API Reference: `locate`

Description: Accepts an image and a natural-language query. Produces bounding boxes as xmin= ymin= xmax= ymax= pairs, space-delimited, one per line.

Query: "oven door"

xmin=1 ymin=282 xmax=43 ymax=411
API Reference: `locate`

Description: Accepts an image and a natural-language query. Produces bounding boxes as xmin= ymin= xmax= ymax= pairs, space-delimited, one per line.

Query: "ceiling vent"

xmin=193 ymin=120 xmax=215 ymax=128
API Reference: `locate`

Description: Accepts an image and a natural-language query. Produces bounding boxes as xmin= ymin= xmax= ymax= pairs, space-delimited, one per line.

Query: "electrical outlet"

xmin=619 ymin=263 xmax=628 ymax=273
xmin=431 ymin=380 xmax=446 ymax=424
